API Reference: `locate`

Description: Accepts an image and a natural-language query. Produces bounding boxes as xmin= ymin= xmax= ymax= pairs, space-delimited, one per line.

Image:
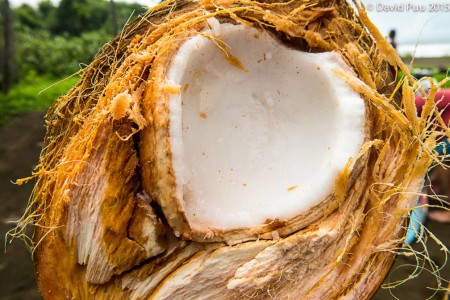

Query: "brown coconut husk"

xmin=8 ymin=0 xmax=450 ymax=299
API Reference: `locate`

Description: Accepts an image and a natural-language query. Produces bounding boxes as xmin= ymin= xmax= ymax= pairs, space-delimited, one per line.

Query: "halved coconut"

xmin=21 ymin=0 xmax=445 ymax=299
xmin=145 ymin=18 xmax=366 ymax=242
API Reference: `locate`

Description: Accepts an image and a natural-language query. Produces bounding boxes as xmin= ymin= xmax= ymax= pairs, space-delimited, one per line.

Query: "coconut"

xmin=13 ymin=0 xmax=448 ymax=299
xmin=150 ymin=20 xmax=367 ymax=243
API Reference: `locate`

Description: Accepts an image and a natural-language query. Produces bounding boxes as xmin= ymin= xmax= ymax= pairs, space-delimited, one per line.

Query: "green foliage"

xmin=52 ymin=0 xmax=109 ymax=36
xmin=14 ymin=0 xmax=147 ymax=37
xmin=0 ymin=73 xmax=79 ymax=123
xmin=17 ymin=28 xmax=111 ymax=77
xmin=11 ymin=4 xmax=44 ymax=30
xmin=11 ymin=0 xmax=147 ymax=79
xmin=435 ymin=73 xmax=450 ymax=88
xmin=0 ymin=0 xmax=150 ymax=120
xmin=38 ymin=0 xmax=56 ymax=20
xmin=115 ymin=2 xmax=147 ymax=26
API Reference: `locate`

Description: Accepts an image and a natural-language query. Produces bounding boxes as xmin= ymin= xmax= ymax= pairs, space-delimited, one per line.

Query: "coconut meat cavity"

xmin=166 ymin=19 xmax=365 ymax=232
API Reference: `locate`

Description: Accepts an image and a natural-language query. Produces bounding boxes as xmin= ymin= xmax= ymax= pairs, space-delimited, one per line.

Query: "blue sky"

xmin=13 ymin=0 xmax=450 ymax=45
xmin=362 ymin=0 xmax=450 ymax=45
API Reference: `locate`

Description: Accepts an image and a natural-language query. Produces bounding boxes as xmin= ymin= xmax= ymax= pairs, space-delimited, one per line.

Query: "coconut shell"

xmin=18 ymin=0 xmax=446 ymax=299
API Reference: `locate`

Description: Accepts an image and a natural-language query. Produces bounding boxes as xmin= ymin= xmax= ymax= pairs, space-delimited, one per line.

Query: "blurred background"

xmin=0 ymin=0 xmax=449 ymax=299
xmin=0 ymin=0 xmax=156 ymax=120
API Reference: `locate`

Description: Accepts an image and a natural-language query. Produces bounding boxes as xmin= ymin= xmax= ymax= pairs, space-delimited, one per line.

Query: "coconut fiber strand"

xmin=11 ymin=0 xmax=449 ymax=299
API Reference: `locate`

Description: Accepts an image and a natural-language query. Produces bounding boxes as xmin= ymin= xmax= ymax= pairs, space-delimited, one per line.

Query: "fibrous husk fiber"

xmin=10 ymin=0 xmax=450 ymax=299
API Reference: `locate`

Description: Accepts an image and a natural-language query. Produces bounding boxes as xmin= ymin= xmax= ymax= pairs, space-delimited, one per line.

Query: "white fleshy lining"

xmin=166 ymin=19 xmax=365 ymax=230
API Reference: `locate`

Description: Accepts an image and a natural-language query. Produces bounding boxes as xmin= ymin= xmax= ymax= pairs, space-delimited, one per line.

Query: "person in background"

xmin=389 ymin=29 xmax=397 ymax=50
xmin=415 ymin=78 xmax=450 ymax=224
xmin=406 ymin=79 xmax=450 ymax=244
xmin=428 ymin=166 xmax=450 ymax=223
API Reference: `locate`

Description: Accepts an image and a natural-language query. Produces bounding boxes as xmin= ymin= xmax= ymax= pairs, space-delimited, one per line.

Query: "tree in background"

xmin=1 ymin=0 xmax=19 ymax=93
xmin=52 ymin=0 xmax=108 ymax=36
xmin=10 ymin=3 xmax=43 ymax=30
xmin=8 ymin=0 xmax=147 ymax=82
xmin=38 ymin=0 xmax=56 ymax=24
xmin=110 ymin=0 xmax=118 ymax=36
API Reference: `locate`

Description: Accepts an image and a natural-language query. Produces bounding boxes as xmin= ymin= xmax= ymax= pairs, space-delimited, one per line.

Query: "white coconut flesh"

xmin=166 ymin=19 xmax=365 ymax=233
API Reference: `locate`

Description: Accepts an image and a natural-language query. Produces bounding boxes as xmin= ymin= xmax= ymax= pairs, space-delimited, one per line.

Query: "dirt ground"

xmin=1 ymin=112 xmax=44 ymax=300
xmin=0 ymin=112 xmax=449 ymax=299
